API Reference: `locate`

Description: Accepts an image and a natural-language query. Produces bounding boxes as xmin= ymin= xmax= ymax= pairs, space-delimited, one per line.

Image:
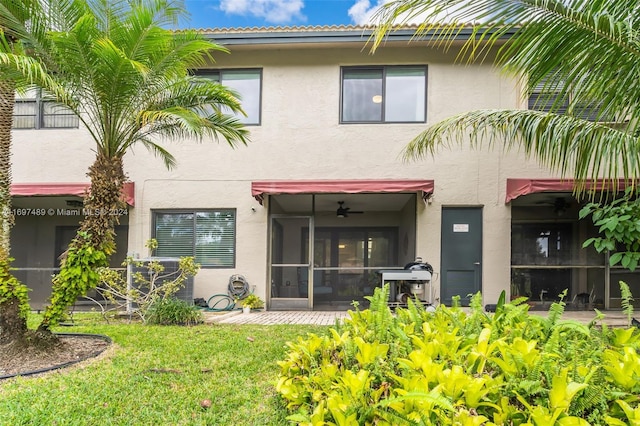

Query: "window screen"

xmin=154 ymin=210 xmax=236 ymax=267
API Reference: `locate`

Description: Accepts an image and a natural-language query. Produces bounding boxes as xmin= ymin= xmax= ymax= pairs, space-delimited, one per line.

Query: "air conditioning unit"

xmin=126 ymin=257 xmax=194 ymax=312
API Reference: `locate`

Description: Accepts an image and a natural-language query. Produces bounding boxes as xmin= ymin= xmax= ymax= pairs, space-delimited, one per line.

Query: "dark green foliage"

xmin=39 ymin=232 xmax=108 ymax=331
xmin=145 ymin=298 xmax=204 ymax=326
xmin=0 ymin=258 xmax=30 ymax=342
xmin=277 ymin=285 xmax=640 ymax=425
xmin=0 ymin=258 xmax=29 ymax=318
xmin=581 ymin=189 xmax=640 ymax=271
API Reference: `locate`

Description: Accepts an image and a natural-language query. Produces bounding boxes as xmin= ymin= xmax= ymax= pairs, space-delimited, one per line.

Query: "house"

xmin=9 ymin=25 xmax=636 ymax=311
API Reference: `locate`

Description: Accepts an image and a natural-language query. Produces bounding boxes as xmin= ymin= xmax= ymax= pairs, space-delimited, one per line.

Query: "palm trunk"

xmin=39 ymin=154 xmax=127 ymax=331
xmin=0 ymin=79 xmax=30 ymax=343
xmin=0 ymin=81 xmax=13 ymax=256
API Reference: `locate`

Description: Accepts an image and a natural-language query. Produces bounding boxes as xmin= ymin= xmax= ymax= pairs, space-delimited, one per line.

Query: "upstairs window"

xmin=13 ymin=88 xmax=79 ymax=129
xmin=153 ymin=210 xmax=236 ymax=268
xmin=528 ymin=75 xmax=610 ymax=122
xmin=341 ymin=66 xmax=427 ymax=123
xmin=198 ymin=69 xmax=262 ymax=125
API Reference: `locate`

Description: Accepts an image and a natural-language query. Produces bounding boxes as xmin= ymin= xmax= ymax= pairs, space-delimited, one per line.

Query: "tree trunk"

xmin=39 ymin=154 xmax=126 ymax=331
xmin=0 ymin=79 xmax=15 ymax=257
xmin=0 ymin=80 xmax=13 ymax=255
xmin=0 ymin=78 xmax=30 ymax=343
xmin=0 ymin=295 xmax=26 ymax=343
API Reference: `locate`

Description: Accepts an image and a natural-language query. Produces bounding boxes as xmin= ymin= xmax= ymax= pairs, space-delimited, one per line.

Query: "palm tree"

xmin=0 ymin=0 xmax=62 ymax=343
xmin=0 ymin=74 xmax=29 ymax=343
xmin=371 ymin=0 xmax=640 ymax=189
xmin=1 ymin=0 xmax=249 ymax=331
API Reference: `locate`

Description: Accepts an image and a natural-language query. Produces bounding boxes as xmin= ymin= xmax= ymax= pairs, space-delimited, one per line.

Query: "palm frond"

xmin=0 ymin=52 xmax=55 ymax=91
xmin=13 ymin=0 xmax=251 ymax=168
xmin=403 ymin=109 xmax=640 ymax=192
xmin=373 ymin=0 xmax=640 ymax=183
xmin=135 ymin=137 xmax=177 ymax=169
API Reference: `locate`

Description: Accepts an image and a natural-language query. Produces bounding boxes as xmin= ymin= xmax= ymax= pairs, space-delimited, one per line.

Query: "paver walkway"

xmin=204 ymin=308 xmax=633 ymax=327
xmin=205 ymin=310 xmax=349 ymax=325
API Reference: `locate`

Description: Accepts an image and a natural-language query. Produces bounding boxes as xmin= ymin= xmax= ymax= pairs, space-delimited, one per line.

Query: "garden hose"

xmin=227 ymin=274 xmax=251 ymax=300
xmin=204 ymin=275 xmax=251 ymax=312
xmin=206 ymin=294 xmax=237 ymax=312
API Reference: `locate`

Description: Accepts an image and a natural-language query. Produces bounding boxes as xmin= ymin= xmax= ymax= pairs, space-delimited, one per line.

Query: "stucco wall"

xmin=11 ymin=39 xmax=561 ymax=306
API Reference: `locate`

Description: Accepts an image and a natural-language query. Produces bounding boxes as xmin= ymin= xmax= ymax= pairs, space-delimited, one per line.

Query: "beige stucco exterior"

xmin=10 ymin=27 xmax=573 ymax=309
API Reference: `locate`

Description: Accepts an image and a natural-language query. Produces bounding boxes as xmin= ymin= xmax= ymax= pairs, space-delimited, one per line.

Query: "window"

xmin=13 ymin=88 xmax=79 ymax=129
xmin=528 ymin=75 xmax=609 ymax=122
xmin=341 ymin=66 xmax=427 ymax=123
xmin=197 ymin=69 xmax=262 ymax=125
xmin=153 ymin=210 xmax=236 ymax=267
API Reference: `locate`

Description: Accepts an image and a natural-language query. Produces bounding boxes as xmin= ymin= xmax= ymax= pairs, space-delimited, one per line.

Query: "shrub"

xmin=276 ymin=285 xmax=640 ymax=425
xmin=97 ymin=241 xmax=200 ymax=323
xmin=145 ymin=298 xmax=204 ymax=326
xmin=240 ymin=293 xmax=264 ymax=309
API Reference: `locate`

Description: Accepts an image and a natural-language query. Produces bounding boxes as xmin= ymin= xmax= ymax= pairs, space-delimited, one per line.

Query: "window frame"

xmin=528 ymin=75 xmax=611 ymax=122
xmin=340 ymin=65 xmax=428 ymax=124
xmin=12 ymin=87 xmax=79 ymax=130
xmin=152 ymin=209 xmax=237 ymax=269
xmin=195 ymin=68 xmax=263 ymax=126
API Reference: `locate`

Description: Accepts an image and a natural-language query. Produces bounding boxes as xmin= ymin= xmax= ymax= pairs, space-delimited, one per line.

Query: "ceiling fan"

xmin=534 ymin=196 xmax=571 ymax=215
xmin=337 ymin=201 xmax=364 ymax=218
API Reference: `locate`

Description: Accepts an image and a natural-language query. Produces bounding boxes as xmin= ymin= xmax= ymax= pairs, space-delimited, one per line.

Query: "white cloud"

xmin=348 ymin=0 xmax=466 ymax=26
xmin=348 ymin=0 xmax=380 ymax=25
xmin=219 ymin=0 xmax=306 ymax=24
xmin=349 ymin=0 xmax=426 ymax=26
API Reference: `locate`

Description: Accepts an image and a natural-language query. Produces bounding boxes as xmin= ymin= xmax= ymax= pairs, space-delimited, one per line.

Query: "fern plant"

xmin=620 ymin=280 xmax=634 ymax=327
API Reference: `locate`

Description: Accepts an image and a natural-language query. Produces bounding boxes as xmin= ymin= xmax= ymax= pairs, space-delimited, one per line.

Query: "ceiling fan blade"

xmin=337 ymin=201 xmax=364 ymax=217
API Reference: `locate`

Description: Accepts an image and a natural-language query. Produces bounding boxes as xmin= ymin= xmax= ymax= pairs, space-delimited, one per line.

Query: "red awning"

xmin=506 ymin=178 xmax=628 ymax=203
xmin=251 ymin=179 xmax=434 ymax=204
xmin=11 ymin=182 xmax=135 ymax=206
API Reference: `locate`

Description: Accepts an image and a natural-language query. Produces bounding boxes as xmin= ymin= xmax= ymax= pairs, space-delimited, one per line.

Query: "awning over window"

xmin=251 ymin=179 xmax=434 ymax=205
xmin=506 ymin=178 xmax=628 ymax=203
xmin=11 ymin=182 xmax=135 ymax=206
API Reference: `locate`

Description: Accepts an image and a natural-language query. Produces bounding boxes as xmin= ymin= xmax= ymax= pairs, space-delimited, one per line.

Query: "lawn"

xmin=0 ymin=314 xmax=328 ymax=425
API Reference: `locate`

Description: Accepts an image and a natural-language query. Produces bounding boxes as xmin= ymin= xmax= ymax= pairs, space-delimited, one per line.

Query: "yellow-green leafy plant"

xmin=277 ymin=285 xmax=640 ymax=425
xmin=240 ymin=293 xmax=264 ymax=309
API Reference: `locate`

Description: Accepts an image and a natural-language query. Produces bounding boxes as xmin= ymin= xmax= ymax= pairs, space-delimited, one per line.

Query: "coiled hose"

xmin=206 ymin=274 xmax=251 ymax=312
xmin=228 ymin=274 xmax=251 ymax=299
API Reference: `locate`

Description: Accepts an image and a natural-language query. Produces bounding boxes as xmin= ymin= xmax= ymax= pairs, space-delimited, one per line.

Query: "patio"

xmin=204 ymin=308 xmax=633 ymax=327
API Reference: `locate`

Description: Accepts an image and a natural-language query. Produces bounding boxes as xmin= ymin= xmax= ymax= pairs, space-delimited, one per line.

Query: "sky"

xmin=179 ymin=0 xmax=390 ymax=29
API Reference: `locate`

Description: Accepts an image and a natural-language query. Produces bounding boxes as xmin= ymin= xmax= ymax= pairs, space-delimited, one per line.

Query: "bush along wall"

xmin=276 ymin=285 xmax=640 ymax=425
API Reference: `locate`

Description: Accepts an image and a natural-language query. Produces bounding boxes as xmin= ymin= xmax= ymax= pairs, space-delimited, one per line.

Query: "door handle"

xmin=473 ymin=262 xmax=481 ymax=265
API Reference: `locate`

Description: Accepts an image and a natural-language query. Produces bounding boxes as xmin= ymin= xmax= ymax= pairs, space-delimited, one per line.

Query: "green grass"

xmin=0 ymin=314 xmax=328 ymax=425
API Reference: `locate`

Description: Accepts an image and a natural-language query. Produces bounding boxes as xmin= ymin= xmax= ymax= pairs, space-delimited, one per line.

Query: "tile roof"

xmin=189 ymin=24 xmax=407 ymax=34
xmin=182 ymin=24 xmax=511 ymax=46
